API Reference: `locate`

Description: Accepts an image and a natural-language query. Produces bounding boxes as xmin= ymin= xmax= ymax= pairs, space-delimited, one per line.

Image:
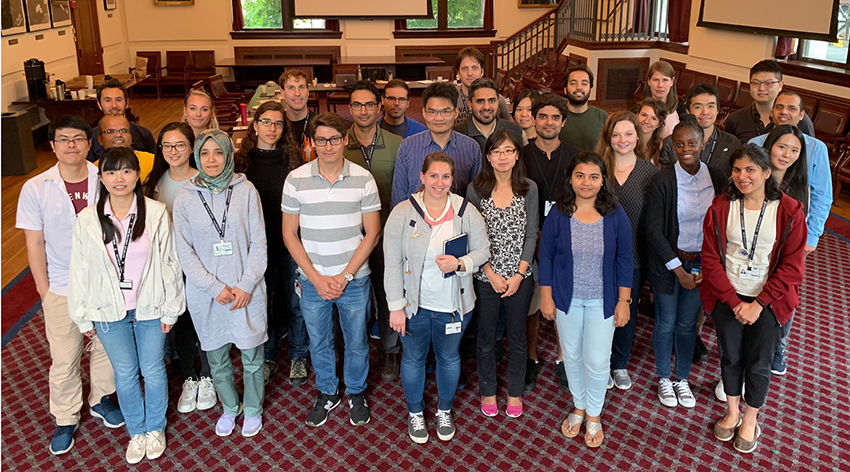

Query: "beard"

xmin=566 ymin=92 xmax=589 ymax=107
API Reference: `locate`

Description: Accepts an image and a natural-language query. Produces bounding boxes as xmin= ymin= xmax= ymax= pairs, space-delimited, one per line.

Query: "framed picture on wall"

xmin=50 ymin=0 xmax=71 ymax=28
xmin=518 ymin=0 xmax=557 ymax=7
xmin=153 ymin=0 xmax=194 ymax=5
xmin=26 ymin=0 xmax=52 ymax=31
xmin=2 ymin=0 xmax=28 ymax=35
xmin=104 ymin=0 xmax=116 ymax=10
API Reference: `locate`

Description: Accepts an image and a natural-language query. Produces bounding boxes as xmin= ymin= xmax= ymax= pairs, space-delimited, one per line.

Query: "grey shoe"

xmin=408 ymin=413 xmax=428 ymax=444
xmin=733 ymin=423 xmax=762 ymax=453
xmin=435 ymin=410 xmax=455 ymax=441
xmin=290 ymin=358 xmax=308 ymax=387
xmin=612 ymin=369 xmax=632 ymax=390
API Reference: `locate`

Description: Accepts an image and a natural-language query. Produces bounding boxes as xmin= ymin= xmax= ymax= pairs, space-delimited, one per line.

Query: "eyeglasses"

xmin=161 ymin=142 xmax=189 ymax=152
xmin=53 ymin=137 xmax=88 ymax=145
xmin=750 ymin=80 xmax=780 ymax=89
xmin=103 ymin=128 xmax=130 ymax=135
xmin=258 ymin=118 xmax=285 ymax=128
xmin=489 ymin=148 xmax=517 ymax=158
xmin=425 ymin=108 xmax=455 ymax=118
xmin=384 ymin=96 xmax=409 ymax=103
xmin=314 ymin=136 xmax=344 ymax=146
xmin=350 ymin=102 xmax=377 ymax=111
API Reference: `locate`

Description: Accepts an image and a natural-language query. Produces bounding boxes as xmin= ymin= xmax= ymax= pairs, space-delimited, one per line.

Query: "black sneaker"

xmin=554 ymin=362 xmax=569 ymax=392
xmin=435 ymin=410 xmax=456 ymax=441
xmin=771 ymin=349 xmax=787 ymax=375
xmin=348 ymin=393 xmax=371 ymax=426
xmin=524 ymin=359 xmax=540 ymax=393
xmin=408 ymin=413 xmax=428 ymax=444
xmin=305 ymin=392 xmax=340 ymax=427
xmin=693 ymin=337 xmax=708 ymax=364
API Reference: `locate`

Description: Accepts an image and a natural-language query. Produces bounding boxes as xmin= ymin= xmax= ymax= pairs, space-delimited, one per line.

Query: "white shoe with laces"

xmin=673 ymin=379 xmax=696 ymax=408
xmin=658 ymin=378 xmax=677 ymax=407
xmin=177 ymin=378 xmax=199 ymax=413
xmin=126 ymin=434 xmax=147 ymax=464
xmin=145 ymin=430 xmax=166 ymax=460
xmin=715 ymin=378 xmax=745 ymax=403
xmin=196 ymin=377 xmax=217 ymax=411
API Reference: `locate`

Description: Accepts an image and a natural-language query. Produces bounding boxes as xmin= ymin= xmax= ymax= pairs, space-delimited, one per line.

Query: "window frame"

xmin=393 ymin=0 xmax=495 ymax=38
xmin=792 ymin=3 xmax=850 ymax=70
xmin=231 ymin=0 xmax=342 ymax=40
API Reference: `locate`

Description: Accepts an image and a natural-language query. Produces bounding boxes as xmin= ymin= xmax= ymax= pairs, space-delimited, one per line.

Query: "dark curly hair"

xmin=557 ymin=151 xmax=618 ymax=217
xmin=235 ymin=101 xmax=298 ymax=173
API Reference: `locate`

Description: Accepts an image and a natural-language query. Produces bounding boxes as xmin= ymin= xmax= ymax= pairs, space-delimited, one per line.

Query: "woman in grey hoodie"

xmin=172 ymin=129 xmax=268 ymax=438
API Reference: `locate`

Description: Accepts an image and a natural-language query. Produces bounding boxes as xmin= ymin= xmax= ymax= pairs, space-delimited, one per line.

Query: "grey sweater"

xmin=383 ymin=192 xmax=490 ymax=319
xmin=173 ymin=173 xmax=269 ymax=351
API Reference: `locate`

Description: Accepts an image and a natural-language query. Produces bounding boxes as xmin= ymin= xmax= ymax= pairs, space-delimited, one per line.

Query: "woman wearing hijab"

xmin=172 ymin=130 xmax=269 ymax=438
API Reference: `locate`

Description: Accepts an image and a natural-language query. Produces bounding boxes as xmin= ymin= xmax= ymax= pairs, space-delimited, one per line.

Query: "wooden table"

xmin=217 ymin=57 xmax=332 ymax=90
xmin=338 ymin=55 xmax=445 ymax=80
xmin=61 ymin=73 xmax=145 ymax=91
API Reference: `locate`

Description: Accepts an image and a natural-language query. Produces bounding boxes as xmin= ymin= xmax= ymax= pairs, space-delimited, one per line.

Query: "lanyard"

xmin=197 ymin=186 xmax=233 ymax=241
xmin=532 ymin=144 xmax=564 ymax=201
xmin=359 ymin=129 xmax=378 ymax=170
xmin=702 ymin=131 xmax=718 ymax=164
xmin=111 ymin=214 xmax=136 ymax=282
xmin=739 ymin=198 xmax=768 ymax=268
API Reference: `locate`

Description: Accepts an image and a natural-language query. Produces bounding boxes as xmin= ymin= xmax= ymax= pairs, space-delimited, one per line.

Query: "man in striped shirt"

xmin=282 ymin=113 xmax=381 ymax=428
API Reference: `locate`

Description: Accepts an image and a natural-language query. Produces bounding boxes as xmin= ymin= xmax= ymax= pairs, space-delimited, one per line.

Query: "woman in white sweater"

xmin=68 ymin=147 xmax=185 ymax=465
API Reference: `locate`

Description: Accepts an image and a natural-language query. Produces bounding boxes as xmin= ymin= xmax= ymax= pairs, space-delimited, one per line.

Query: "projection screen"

xmin=294 ymin=0 xmax=432 ymax=19
xmin=697 ymin=0 xmax=841 ymax=42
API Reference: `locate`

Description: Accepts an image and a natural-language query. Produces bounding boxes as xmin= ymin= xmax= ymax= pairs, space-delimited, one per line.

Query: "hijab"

xmin=193 ymin=129 xmax=235 ymax=194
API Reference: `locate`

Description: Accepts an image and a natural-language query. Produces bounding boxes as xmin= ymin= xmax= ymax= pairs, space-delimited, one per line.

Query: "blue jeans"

xmin=96 ymin=311 xmax=167 ymax=437
xmin=265 ymin=254 xmax=309 ymax=361
xmin=611 ymin=267 xmax=645 ymax=370
xmin=653 ymin=259 xmax=702 ymax=380
xmin=399 ymin=308 xmax=472 ymax=413
xmin=555 ymin=299 xmax=615 ymax=417
xmin=298 ymin=274 xmax=370 ymax=396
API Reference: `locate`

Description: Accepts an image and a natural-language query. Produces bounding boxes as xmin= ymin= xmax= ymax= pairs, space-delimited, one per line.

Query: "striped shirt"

xmin=281 ymin=159 xmax=381 ymax=278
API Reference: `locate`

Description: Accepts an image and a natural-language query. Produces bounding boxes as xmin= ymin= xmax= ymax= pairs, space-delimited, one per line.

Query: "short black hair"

xmin=684 ymin=83 xmax=719 ymax=110
xmin=383 ymin=79 xmax=410 ymax=97
xmin=422 ymin=82 xmax=459 ymax=108
xmin=672 ymin=113 xmax=704 ymax=142
xmin=349 ymin=80 xmax=381 ymax=103
xmin=49 ymin=115 xmax=93 ymax=141
xmin=468 ymin=77 xmax=499 ymax=99
xmin=565 ymin=64 xmax=595 ymax=89
xmin=777 ymin=89 xmax=805 ymax=111
xmin=96 ymin=78 xmax=127 ymax=102
xmin=750 ymin=60 xmax=783 ymax=81
xmin=531 ymin=92 xmax=569 ymax=118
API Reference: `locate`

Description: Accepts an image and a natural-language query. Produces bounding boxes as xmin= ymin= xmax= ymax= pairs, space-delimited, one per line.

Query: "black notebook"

xmin=442 ymin=232 xmax=468 ymax=278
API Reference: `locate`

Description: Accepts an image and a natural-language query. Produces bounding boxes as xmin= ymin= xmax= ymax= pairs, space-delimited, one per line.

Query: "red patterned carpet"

xmin=2 ymin=234 xmax=848 ymax=471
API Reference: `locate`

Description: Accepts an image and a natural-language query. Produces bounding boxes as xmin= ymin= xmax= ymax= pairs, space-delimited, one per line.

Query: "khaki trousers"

xmin=43 ymin=291 xmax=115 ymax=426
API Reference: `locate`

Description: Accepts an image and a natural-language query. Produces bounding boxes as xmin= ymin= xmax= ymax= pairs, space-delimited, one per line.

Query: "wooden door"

xmin=72 ymin=0 xmax=104 ymax=75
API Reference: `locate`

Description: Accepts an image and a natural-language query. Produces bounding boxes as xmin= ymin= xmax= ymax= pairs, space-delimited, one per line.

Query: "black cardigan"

xmin=644 ymin=164 xmax=727 ymax=294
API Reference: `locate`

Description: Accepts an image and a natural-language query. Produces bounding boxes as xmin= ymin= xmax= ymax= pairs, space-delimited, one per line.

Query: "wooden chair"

xmin=207 ymin=74 xmax=252 ymax=104
xmin=732 ymin=83 xmax=754 ymax=110
xmin=129 ymin=51 xmax=163 ymax=99
xmin=425 ymin=66 xmax=454 ymax=81
xmin=833 ymin=135 xmax=850 ymax=199
xmin=189 ymin=51 xmax=217 ymax=84
xmin=161 ymin=51 xmax=191 ymax=96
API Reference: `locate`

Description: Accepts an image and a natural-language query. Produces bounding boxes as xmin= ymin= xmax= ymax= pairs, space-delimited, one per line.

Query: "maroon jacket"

xmin=700 ymin=194 xmax=807 ymax=325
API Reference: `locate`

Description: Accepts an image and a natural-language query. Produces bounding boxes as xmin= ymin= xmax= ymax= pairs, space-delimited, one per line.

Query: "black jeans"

xmin=474 ymin=276 xmax=535 ymax=398
xmin=173 ymin=309 xmax=211 ymax=380
xmin=371 ymin=239 xmax=400 ymax=355
xmin=713 ymin=295 xmax=783 ymax=409
xmin=611 ymin=267 xmax=644 ymax=370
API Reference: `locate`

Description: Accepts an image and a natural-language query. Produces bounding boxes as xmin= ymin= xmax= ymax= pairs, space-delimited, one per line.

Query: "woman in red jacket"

xmin=701 ymin=143 xmax=806 ymax=454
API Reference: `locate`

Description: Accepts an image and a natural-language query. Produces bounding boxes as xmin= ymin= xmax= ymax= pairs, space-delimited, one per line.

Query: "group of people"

xmin=16 ymin=46 xmax=831 ymax=463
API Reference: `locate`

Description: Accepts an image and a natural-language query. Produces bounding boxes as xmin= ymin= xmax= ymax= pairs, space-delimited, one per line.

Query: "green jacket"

xmin=344 ymin=126 xmax=402 ymax=225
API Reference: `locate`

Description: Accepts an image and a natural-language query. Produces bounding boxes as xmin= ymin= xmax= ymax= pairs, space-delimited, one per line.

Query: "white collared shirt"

xmin=16 ymin=162 xmax=100 ymax=296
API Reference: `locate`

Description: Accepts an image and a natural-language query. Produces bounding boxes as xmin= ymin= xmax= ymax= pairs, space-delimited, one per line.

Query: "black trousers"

xmin=173 ymin=309 xmax=211 ymax=380
xmin=474 ymin=277 xmax=535 ymax=398
xmin=713 ymin=296 xmax=783 ymax=409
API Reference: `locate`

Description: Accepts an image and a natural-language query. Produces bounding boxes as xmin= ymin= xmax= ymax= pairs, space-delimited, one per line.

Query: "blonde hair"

xmin=181 ymin=89 xmax=220 ymax=131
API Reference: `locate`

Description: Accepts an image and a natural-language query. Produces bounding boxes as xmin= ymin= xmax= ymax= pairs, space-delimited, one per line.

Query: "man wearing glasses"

xmin=87 ymin=78 xmax=156 ymax=162
xmin=16 ymin=115 xmax=124 ymax=456
xmin=454 ymin=77 xmax=525 ymax=153
xmin=723 ymin=60 xmax=814 ymax=143
xmin=392 ymin=82 xmax=482 ymax=207
xmin=377 ymin=79 xmax=427 ymax=139
xmin=343 ymin=81 xmax=404 ymax=382
xmin=282 ymin=113 xmax=381 ymax=428
xmin=97 ymin=114 xmax=155 ymax=180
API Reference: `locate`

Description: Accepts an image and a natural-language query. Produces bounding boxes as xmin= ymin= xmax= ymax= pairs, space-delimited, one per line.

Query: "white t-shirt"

xmin=725 ymin=199 xmax=779 ymax=296
xmin=418 ymin=200 xmax=456 ymax=313
xmin=156 ymin=169 xmax=197 ymax=214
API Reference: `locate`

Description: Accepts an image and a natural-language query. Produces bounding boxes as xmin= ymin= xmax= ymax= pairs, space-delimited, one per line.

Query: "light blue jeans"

xmin=555 ymin=299 xmax=615 ymax=417
xmin=96 ymin=311 xmax=167 ymax=437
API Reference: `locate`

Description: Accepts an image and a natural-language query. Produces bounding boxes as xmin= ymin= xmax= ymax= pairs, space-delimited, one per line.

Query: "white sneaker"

xmin=673 ymin=379 xmax=696 ymax=408
xmin=658 ymin=378 xmax=677 ymax=407
xmin=715 ymin=378 xmax=745 ymax=403
xmin=177 ymin=378 xmax=199 ymax=413
xmin=607 ymin=374 xmax=614 ymax=390
xmin=145 ymin=430 xmax=166 ymax=460
xmin=126 ymin=434 xmax=146 ymax=464
xmin=612 ymin=369 xmax=632 ymax=390
xmin=196 ymin=377 xmax=217 ymax=411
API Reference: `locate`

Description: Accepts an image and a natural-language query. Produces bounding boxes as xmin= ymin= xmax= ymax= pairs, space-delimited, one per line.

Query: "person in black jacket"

xmin=645 ymin=115 xmax=727 ymax=410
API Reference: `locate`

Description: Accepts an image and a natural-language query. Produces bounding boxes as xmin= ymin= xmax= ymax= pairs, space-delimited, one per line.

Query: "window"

xmin=231 ymin=0 xmax=341 ymax=38
xmin=796 ymin=1 xmax=850 ymax=67
xmin=395 ymin=0 xmax=494 ymax=38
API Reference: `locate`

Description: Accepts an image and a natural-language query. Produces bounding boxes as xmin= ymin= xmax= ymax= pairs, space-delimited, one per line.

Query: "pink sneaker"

xmin=506 ymin=399 xmax=523 ymax=418
xmin=480 ymin=399 xmax=498 ymax=417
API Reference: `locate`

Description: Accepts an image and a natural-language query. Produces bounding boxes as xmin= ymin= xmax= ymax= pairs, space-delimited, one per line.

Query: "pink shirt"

xmin=104 ymin=196 xmax=151 ymax=311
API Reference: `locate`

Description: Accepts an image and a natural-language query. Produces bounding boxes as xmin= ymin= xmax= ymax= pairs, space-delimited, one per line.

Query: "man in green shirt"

xmin=342 ymin=80 xmax=403 ymax=382
xmin=558 ymin=64 xmax=609 ymax=151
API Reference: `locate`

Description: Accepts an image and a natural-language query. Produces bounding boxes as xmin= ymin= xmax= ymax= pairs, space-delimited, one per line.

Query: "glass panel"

xmin=447 ymin=0 xmax=484 ymax=28
xmin=294 ymin=19 xmax=326 ymax=29
xmin=242 ymin=0 xmax=283 ymax=29
xmin=407 ymin=0 xmax=438 ymax=29
xmin=800 ymin=2 xmax=849 ymax=65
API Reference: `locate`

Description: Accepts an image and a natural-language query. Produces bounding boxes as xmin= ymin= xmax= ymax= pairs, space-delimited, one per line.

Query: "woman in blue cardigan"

xmin=539 ymin=152 xmax=633 ymax=448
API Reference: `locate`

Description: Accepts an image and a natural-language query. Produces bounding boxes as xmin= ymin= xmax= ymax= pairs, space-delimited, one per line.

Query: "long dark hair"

xmin=631 ymin=99 xmax=667 ymax=165
xmin=557 ymin=151 xmax=618 ymax=217
xmin=235 ymin=101 xmax=298 ymax=173
xmin=763 ymin=125 xmax=809 ymax=215
xmin=97 ymin=147 xmax=147 ymax=243
xmin=724 ymin=144 xmax=782 ymax=202
xmin=143 ymin=122 xmax=196 ymax=198
xmin=473 ymin=130 xmax=529 ymax=199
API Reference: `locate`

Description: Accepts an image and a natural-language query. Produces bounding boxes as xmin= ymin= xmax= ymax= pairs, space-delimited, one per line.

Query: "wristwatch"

xmin=617 ymin=297 xmax=632 ymax=304
xmin=343 ymin=271 xmax=354 ymax=282
xmin=516 ymin=270 xmax=529 ymax=279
